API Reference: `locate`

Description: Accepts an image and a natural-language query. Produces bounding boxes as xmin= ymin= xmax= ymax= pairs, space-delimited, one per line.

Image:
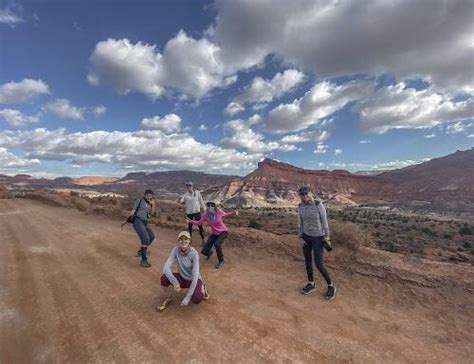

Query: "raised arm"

xmin=182 ymin=252 xmax=200 ymax=306
xmin=163 ymin=248 xmax=179 ymax=287
xmin=188 ymin=213 xmax=207 ymax=226
xmin=221 ymin=210 xmax=238 ymax=219
xmin=318 ymin=203 xmax=330 ymax=237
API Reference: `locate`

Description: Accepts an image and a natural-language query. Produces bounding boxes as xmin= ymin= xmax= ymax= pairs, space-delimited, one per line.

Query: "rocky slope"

xmin=104 ymin=170 xmax=239 ymax=195
xmin=207 ymin=158 xmax=383 ymax=207
xmin=210 ymin=148 xmax=474 ymax=212
xmin=377 ymin=148 xmax=474 ymax=212
xmin=1 ymin=148 xmax=472 ymax=212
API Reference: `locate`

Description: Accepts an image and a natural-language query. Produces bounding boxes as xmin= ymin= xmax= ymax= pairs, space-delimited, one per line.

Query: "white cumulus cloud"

xmin=92 ymin=105 xmax=107 ymax=118
xmin=0 ymin=147 xmax=40 ymax=171
xmin=227 ymin=69 xmax=304 ymax=114
xmin=44 ymin=99 xmax=84 ymax=120
xmin=259 ymin=80 xmax=372 ymax=134
xmin=281 ymin=130 xmax=329 ymax=144
xmin=356 ymin=83 xmax=474 ymax=133
xmin=141 ymin=114 xmax=182 ymax=132
xmin=0 ymin=109 xmax=39 ymax=127
xmin=221 ymin=119 xmax=299 ymax=153
xmin=370 ymin=158 xmax=431 ymax=171
xmin=313 ymin=143 xmax=328 ymax=154
xmin=224 ymin=101 xmax=245 ymax=116
xmin=0 ymin=7 xmax=24 ymax=27
xmin=213 ymin=0 xmax=474 ymax=94
xmin=446 ymin=121 xmax=473 ymax=135
xmin=88 ymin=32 xmax=239 ymax=100
xmin=0 ymin=128 xmax=259 ymax=172
xmin=0 ymin=79 xmax=50 ymax=104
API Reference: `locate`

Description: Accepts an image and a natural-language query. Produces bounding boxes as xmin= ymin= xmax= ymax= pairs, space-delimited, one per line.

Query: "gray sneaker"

xmin=215 ymin=260 xmax=225 ymax=269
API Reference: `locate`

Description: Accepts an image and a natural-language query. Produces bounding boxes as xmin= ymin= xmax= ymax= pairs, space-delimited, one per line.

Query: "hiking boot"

xmin=301 ymin=283 xmax=316 ymax=295
xmin=215 ymin=260 xmax=225 ymax=269
xmin=156 ymin=298 xmax=172 ymax=312
xmin=140 ymin=259 xmax=151 ymax=268
xmin=325 ymin=285 xmax=337 ymax=300
xmin=136 ymin=250 xmax=149 ymax=257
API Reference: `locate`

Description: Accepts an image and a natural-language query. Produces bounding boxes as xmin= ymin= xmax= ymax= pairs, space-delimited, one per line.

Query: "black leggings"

xmin=187 ymin=213 xmax=204 ymax=239
xmin=201 ymin=232 xmax=228 ymax=263
xmin=302 ymin=234 xmax=332 ymax=285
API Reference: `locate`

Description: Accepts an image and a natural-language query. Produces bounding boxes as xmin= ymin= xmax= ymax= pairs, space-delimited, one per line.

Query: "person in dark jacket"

xmin=297 ymin=186 xmax=336 ymax=300
xmin=129 ymin=189 xmax=156 ymax=268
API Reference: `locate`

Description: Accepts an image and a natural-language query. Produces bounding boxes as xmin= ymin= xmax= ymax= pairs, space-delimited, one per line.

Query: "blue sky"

xmin=0 ymin=0 xmax=473 ymax=177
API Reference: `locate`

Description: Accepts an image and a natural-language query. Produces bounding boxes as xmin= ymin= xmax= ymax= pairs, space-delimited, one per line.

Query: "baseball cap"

xmin=185 ymin=181 xmax=193 ymax=186
xmin=298 ymin=186 xmax=310 ymax=195
xmin=178 ymin=231 xmax=191 ymax=240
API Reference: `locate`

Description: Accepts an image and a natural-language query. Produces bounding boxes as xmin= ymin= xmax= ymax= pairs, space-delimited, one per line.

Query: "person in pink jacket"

xmin=186 ymin=201 xmax=238 ymax=269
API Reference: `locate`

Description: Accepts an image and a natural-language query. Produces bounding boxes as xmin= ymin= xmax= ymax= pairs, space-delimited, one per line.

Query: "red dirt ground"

xmin=1 ymin=199 xmax=473 ymax=363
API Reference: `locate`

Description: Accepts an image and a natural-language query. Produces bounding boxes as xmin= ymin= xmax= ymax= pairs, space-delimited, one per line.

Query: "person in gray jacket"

xmin=297 ymin=186 xmax=336 ymax=300
xmin=130 ymin=189 xmax=155 ymax=268
xmin=179 ymin=181 xmax=206 ymax=245
xmin=157 ymin=231 xmax=209 ymax=312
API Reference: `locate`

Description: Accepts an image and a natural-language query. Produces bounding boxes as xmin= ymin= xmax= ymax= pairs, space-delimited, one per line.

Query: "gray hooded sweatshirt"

xmin=297 ymin=201 xmax=330 ymax=238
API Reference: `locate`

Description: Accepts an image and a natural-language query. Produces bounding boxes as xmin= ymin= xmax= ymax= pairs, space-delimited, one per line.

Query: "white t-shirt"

xmin=180 ymin=190 xmax=205 ymax=214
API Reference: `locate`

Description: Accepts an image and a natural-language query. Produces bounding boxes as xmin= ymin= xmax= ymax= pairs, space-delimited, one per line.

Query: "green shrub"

xmin=459 ymin=227 xmax=473 ymax=235
xmin=248 ymin=219 xmax=263 ymax=230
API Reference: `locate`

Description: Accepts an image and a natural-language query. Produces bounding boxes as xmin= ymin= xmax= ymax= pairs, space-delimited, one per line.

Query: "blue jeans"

xmin=133 ymin=218 xmax=155 ymax=247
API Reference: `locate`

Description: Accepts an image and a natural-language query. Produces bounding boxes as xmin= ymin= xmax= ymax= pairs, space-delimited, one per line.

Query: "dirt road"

xmin=1 ymin=199 xmax=473 ymax=363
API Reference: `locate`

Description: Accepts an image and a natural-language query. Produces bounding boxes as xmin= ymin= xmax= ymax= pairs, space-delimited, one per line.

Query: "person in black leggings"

xmin=297 ymin=186 xmax=336 ymax=300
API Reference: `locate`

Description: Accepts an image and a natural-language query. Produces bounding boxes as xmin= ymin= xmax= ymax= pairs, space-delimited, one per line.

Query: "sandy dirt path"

xmin=1 ymin=199 xmax=473 ymax=363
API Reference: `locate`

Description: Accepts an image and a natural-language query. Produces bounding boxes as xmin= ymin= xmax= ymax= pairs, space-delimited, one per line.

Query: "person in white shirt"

xmin=179 ymin=181 xmax=206 ymax=245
